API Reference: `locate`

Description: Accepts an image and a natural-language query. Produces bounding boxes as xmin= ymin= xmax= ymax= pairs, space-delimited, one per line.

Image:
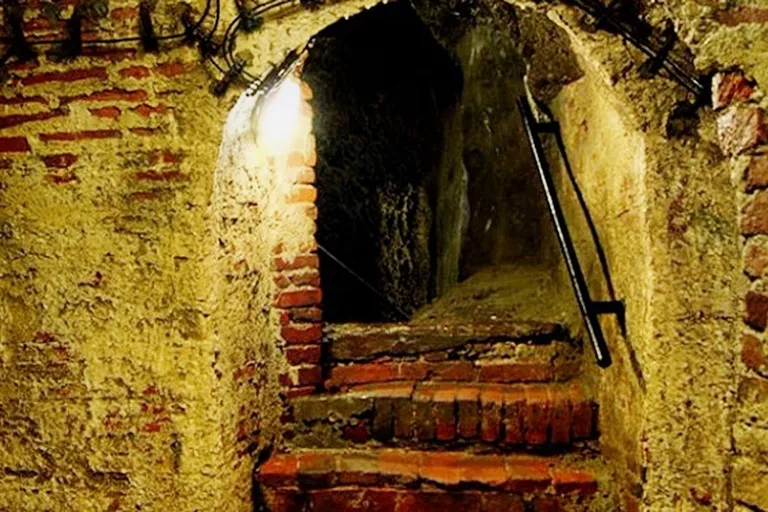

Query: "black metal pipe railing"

xmin=517 ymin=97 xmax=623 ymax=368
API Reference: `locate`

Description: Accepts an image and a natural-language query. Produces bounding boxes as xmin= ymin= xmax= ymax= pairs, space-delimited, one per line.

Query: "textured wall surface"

xmin=0 ymin=0 xmax=766 ymax=510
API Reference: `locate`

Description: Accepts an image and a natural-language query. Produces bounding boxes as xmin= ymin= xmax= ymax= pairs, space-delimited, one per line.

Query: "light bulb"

xmin=256 ymin=75 xmax=303 ymax=154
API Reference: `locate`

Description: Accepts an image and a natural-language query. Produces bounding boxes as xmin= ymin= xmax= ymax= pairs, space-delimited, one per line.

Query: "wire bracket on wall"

xmin=50 ymin=8 xmax=84 ymax=60
xmin=213 ymin=55 xmax=247 ymax=96
xmin=4 ymin=0 xmax=37 ymax=63
xmin=139 ymin=1 xmax=160 ymax=53
xmin=181 ymin=5 xmax=220 ymax=57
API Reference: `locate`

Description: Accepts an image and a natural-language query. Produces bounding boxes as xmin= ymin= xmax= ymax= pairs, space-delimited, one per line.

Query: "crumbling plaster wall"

xmin=539 ymin=1 xmax=763 ymax=509
xmin=0 ymin=0 xmax=374 ymax=510
xmin=0 ymin=0 xmax=764 ymax=510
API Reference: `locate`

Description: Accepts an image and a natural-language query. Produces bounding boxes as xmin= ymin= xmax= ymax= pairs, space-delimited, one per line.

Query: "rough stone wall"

xmin=549 ymin=62 xmax=651 ymax=511
xmin=0 ymin=0 xmax=766 ymax=510
xmin=0 ymin=0 xmax=373 ymax=510
xmin=302 ymin=2 xmax=460 ymax=321
xmin=541 ymin=1 xmax=764 ymax=509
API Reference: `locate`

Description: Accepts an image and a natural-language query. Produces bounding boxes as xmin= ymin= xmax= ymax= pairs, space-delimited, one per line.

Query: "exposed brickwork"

xmin=258 ymin=450 xmax=600 ymax=511
xmin=287 ymin=382 xmax=596 ymax=450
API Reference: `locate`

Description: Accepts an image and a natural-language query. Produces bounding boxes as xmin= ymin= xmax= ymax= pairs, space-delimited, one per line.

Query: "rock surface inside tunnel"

xmin=304 ymin=1 xmax=563 ymax=323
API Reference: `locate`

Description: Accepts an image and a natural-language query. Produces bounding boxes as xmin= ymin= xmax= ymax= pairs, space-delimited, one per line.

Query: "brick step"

xmin=286 ymin=382 xmax=597 ymax=451
xmin=326 ymin=320 xmax=574 ymax=362
xmin=257 ymin=449 xmax=609 ymax=511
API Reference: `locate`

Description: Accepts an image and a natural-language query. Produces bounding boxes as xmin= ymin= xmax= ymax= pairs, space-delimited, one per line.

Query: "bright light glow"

xmin=257 ymin=75 xmax=303 ymax=154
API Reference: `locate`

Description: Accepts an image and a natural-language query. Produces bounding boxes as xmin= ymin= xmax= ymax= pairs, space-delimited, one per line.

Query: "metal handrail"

xmin=517 ymin=97 xmax=622 ymax=368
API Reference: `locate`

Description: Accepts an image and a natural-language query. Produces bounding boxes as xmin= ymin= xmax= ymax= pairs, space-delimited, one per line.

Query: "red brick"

xmin=287 ymin=151 xmax=308 ymax=167
xmin=398 ymin=362 xmax=430 ymax=380
xmin=133 ymin=170 xmax=186 ymax=182
xmin=274 ymin=274 xmax=291 ymax=289
xmin=504 ymin=458 xmax=551 ymax=492
xmin=46 ymin=172 xmax=79 ymax=185
xmin=569 ymin=386 xmax=595 ymax=439
xmin=289 ymin=270 xmax=320 ymax=287
xmin=276 ymin=289 xmax=322 ymax=308
xmin=23 ymin=16 xmax=64 ymax=33
xmin=296 ymin=365 xmax=322 ymax=386
xmin=745 ymin=290 xmax=768 ymax=331
xmin=296 ymin=168 xmax=316 ymax=184
xmin=132 ymin=104 xmax=171 ymax=117
xmin=156 ymin=61 xmax=189 ymax=77
xmin=742 ymin=191 xmax=768 ymax=235
xmin=550 ymin=392 xmax=573 ymax=445
xmin=0 ymin=137 xmax=32 ymax=153
xmin=361 ymin=489 xmax=398 ymax=512
xmin=742 ymin=334 xmax=766 ymax=370
xmin=118 ymin=66 xmax=151 ymax=79
xmin=745 ymin=237 xmax=768 ymax=278
xmin=287 ymin=184 xmax=317 ymax=203
xmin=458 ymin=455 xmax=507 ymax=486
xmin=747 ymin=154 xmax=768 ymax=193
xmin=308 ymin=489 xmax=364 ymax=510
xmin=41 ymin=154 xmax=78 ymax=169
xmin=503 ymin=389 xmax=526 ymax=445
xmin=61 ymin=88 xmax=148 ymax=105
xmin=274 ymin=254 xmax=319 ymax=271
xmin=525 ymin=386 xmax=551 ymax=446
xmin=260 ymin=456 xmax=299 ymax=486
xmin=480 ymin=385 xmax=504 ymax=443
xmin=532 ymin=497 xmax=559 ymax=512
xmin=341 ymin=422 xmax=371 ymax=444
xmin=420 ymin=452 xmax=464 ymax=486
xmin=432 ymin=361 xmax=475 ymax=381
xmin=715 ymin=7 xmax=768 ymax=26
xmin=281 ymin=324 xmax=323 ymax=344
xmin=397 ymin=491 xmax=482 ymax=512
xmin=111 ymin=7 xmax=138 ymax=21
xmin=433 ymin=386 xmax=457 ymax=441
xmin=378 ymin=450 xmax=420 ymax=484
xmin=713 ymin=71 xmax=756 ymax=110
xmin=477 ymin=362 xmax=553 ymax=383
xmin=552 ymin=469 xmax=598 ymax=494
xmin=457 ymin=386 xmax=481 ymax=439
xmin=0 ymin=95 xmax=47 ymax=107
xmin=89 ymin=106 xmax=122 ymax=119
xmin=0 ymin=109 xmax=68 ymax=129
xmin=281 ymin=307 xmax=323 ymax=324
xmin=297 ymin=451 xmax=336 ymax=486
xmin=285 ymin=345 xmax=322 ymax=365
xmin=328 ymin=363 xmax=399 ymax=387
xmin=480 ymin=493 xmax=525 ymax=512
xmin=40 ymin=130 xmax=122 ymax=142
xmin=22 ymin=67 xmax=107 ymax=86
xmin=717 ymin=105 xmax=766 ymax=155
xmin=285 ymin=386 xmax=316 ymax=399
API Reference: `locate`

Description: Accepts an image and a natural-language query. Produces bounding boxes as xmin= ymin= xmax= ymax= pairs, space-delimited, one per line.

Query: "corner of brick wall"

xmin=713 ymin=67 xmax=768 ymax=508
xmin=260 ymin=69 xmax=325 ymax=401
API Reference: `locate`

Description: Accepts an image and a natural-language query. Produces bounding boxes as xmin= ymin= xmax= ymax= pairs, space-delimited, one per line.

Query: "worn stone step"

xmin=286 ymin=382 xmax=597 ymax=451
xmin=257 ymin=449 xmax=608 ymax=511
xmin=326 ymin=320 xmax=573 ymax=362
xmin=325 ymin=355 xmax=579 ymax=390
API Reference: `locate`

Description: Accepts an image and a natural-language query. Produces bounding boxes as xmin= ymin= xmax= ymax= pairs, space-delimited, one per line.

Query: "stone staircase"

xmin=256 ymin=319 xmax=614 ymax=511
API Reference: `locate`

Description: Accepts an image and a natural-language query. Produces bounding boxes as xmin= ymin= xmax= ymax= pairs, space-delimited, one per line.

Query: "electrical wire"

xmin=207 ymin=0 xmax=222 ymax=40
xmin=0 ymin=0 xmax=213 ymax=47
